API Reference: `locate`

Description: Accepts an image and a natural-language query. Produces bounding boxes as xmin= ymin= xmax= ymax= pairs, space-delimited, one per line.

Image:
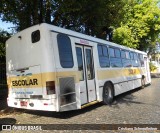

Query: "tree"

xmin=0 ymin=29 xmax=11 ymax=58
xmin=113 ymin=0 xmax=160 ymax=51
xmin=112 ymin=26 xmax=138 ymax=48
xmin=49 ymin=0 xmax=127 ymax=38
xmin=0 ymin=0 xmax=56 ymax=30
xmin=0 ymin=0 xmax=126 ymax=38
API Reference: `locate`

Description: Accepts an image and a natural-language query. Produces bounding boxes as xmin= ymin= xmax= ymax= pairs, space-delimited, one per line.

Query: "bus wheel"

xmin=103 ymin=82 xmax=114 ymax=105
xmin=141 ymin=77 xmax=145 ymax=89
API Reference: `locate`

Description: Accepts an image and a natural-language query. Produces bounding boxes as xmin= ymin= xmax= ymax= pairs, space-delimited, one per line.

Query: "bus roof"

xmin=7 ymin=23 xmax=146 ymax=55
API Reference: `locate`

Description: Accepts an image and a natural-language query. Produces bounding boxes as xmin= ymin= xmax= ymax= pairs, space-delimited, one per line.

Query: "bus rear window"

xmin=31 ymin=30 xmax=40 ymax=43
xmin=57 ymin=34 xmax=73 ymax=68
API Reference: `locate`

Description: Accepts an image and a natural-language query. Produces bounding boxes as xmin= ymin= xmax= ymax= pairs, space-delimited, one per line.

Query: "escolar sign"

xmin=12 ymin=79 xmax=38 ymax=86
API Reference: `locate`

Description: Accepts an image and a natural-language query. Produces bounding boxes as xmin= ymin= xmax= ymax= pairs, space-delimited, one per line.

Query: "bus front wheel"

xmin=103 ymin=82 xmax=114 ymax=105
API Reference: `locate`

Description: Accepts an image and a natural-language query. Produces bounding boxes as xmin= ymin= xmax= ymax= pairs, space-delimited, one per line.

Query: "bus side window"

xmin=121 ymin=50 xmax=132 ymax=67
xmin=97 ymin=44 xmax=110 ymax=68
xmin=130 ymin=52 xmax=134 ymax=60
xmin=138 ymin=54 xmax=144 ymax=67
xmin=31 ymin=30 xmax=40 ymax=43
xmin=132 ymin=53 xmax=140 ymax=67
xmin=109 ymin=47 xmax=122 ymax=67
xmin=57 ymin=34 xmax=74 ymax=68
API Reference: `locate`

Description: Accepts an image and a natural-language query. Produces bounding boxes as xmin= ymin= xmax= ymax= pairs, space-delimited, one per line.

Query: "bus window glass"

xmin=76 ymin=47 xmax=84 ymax=81
xmin=98 ymin=45 xmax=103 ymax=56
xmin=97 ymin=45 xmax=110 ymax=68
xmin=130 ymin=52 xmax=134 ymax=60
xmin=121 ymin=50 xmax=126 ymax=58
xmin=122 ymin=59 xmax=132 ymax=67
xmin=115 ymin=49 xmax=120 ymax=58
xmin=134 ymin=53 xmax=138 ymax=59
xmin=121 ymin=50 xmax=132 ymax=67
xmin=86 ymin=49 xmax=94 ymax=80
xmin=57 ymin=34 xmax=73 ymax=68
xmin=126 ymin=51 xmax=130 ymax=59
xmin=110 ymin=58 xmax=123 ymax=67
xmin=31 ymin=30 xmax=40 ymax=43
xmin=103 ymin=46 xmax=108 ymax=57
xmin=110 ymin=48 xmax=122 ymax=67
xmin=132 ymin=53 xmax=139 ymax=67
xmin=109 ymin=48 xmax=115 ymax=57
xmin=139 ymin=54 xmax=144 ymax=67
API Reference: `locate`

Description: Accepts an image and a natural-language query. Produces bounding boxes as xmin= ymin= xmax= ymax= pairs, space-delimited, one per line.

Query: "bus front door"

xmin=76 ymin=45 xmax=96 ymax=105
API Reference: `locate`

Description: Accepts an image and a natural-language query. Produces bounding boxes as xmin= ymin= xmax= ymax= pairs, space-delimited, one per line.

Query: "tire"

xmin=103 ymin=82 xmax=114 ymax=105
xmin=141 ymin=77 xmax=145 ymax=89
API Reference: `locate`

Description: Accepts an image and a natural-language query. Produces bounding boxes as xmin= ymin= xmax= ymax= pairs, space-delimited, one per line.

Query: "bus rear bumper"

xmin=7 ymin=97 xmax=57 ymax=111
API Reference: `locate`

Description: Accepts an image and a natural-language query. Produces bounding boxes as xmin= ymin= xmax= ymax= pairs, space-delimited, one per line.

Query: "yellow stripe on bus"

xmin=7 ymin=71 xmax=79 ymax=89
xmin=7 ymin=68 xmax=145 ymax=89
xmin=97 ymin=68 xmax=143 ymax=80
xmin=81 ymin=100 xmax=99 ymax=109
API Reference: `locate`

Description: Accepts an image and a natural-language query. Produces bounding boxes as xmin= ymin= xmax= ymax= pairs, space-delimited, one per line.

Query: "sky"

xmin=0 ymin=19 xmax=15 ymax=33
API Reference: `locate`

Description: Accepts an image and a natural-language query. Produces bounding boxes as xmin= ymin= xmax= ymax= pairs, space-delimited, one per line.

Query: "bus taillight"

xmin=46 ymin=81 xmax=55 ymax=95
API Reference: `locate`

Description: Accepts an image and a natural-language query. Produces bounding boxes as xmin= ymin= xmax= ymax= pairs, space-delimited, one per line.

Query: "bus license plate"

xmin=20 ymin=101 xmax=27 ymax=106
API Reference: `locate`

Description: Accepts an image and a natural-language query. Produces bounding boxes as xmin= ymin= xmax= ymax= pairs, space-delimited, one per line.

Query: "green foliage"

xmin=0 ymin=43 xmax=5 ymax=57
xmin=1 ymin=0 xmax=160 ymax=51
xmin=0 ymin=0 xmax=46 ymax=31
xmin=113 ymin=26 xmax=138 ymax=48
xmin=0 ymin=0 xmax=126 ymax=37
xmin=113 ymin=0 xmax=160 ymax=50
xmin=149 ymin=62 xmax=157 ymax=72
xmin=0 ymin=29 xmax=11 ymax=58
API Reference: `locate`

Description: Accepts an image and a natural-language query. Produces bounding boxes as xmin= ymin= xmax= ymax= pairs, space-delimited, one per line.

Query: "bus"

xmin=6 ymin=23 xmax=151 ymax=112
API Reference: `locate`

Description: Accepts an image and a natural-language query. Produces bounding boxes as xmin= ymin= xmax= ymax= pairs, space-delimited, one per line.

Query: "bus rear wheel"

xmin=103 ymin=82 xmax=114 ymax=105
